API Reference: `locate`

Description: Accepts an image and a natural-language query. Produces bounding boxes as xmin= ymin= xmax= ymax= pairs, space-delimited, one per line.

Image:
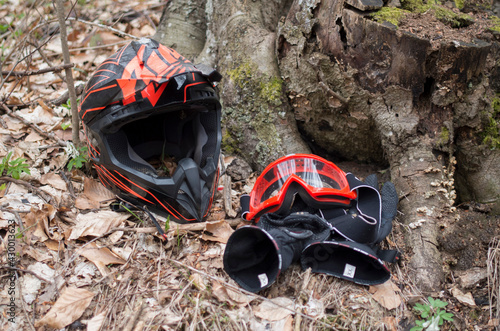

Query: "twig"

xmin=0 ymin=177 xmax=56 ymax=206
xmin=294 ymin=268 xmax=312 ymax=331
xmin=67 ymin=17 xmax=139 ymax=40
xmin=56 ymin=0 xmax=80 ymax=146
xmin=67 ymin=40 xmax=131 ymax=53
xmin=167 ymin=259 xmax=334 ymax=329
xmin=59 ymin=171 xmax=76 ymax=199
xmin=1 ymin=265 xmax=54 ymax=284
xmin=0 ymin=101 xmax=67 ymax=147
xmin=122 ymin=299 xmax=144 ymax=331
xmin=15 ymin=271 xmax=37 ymax=331
xmin=0 ymin=63 xmax=74 ymax=77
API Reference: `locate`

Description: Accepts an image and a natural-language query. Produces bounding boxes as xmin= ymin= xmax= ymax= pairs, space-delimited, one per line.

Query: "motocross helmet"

xmin=79 ymin=38 xmax=222 ymax=223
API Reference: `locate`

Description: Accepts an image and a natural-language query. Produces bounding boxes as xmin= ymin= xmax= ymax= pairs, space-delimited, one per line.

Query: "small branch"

xmin=0 ymin=177 xmax=56 ymax=206
xmin=67 ymin=17 xmax=139 ymax=40
xmin=0 ymin=63 xmax=74 ymax=77
xmin=56 ymin=0 xmax=80 ymax=146
xmin=1 ymin=266 xmax=54 ymax=284
xmin=15 ymin=271 xmax=37 ymax=331
xmin=0 ymin=102 xmax=67 ymax=147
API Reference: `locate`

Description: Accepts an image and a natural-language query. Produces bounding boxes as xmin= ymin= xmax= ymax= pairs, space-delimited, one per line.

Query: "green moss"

xmin=369 ymin=7 xmax=410 ymax=27
xmin=440 ymin=126 xmax=450 ymax=144
xmin=228 ymin=62 xmax=283 ymax=106
xmin=221 ymin=129 xmax=241 ymax=155
xmin=400 ymin=1 xmax=473 ymax=28
xmin=482 ymin=95 xmax=500 ymax=150
xmin=225 ymin=61 xmax=285 ymax=163
xmin=401 ymin=0 xmax=426 ymax=12
xmin=260 ymin=77 xmax=283 ymax=106
xmin=228 ymin=62 xmax=253 ymax=89
xmin=430 ymin=5 xmax=473 ymax=28
xmin=489 ymin=15 xmax=500 ymax=33
xmin=454 ymin=0 xmax=464 ymax=10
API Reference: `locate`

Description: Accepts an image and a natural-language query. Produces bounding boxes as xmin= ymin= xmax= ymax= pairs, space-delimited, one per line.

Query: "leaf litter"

xmin=0 ymin=0 xmax=496 ymax=330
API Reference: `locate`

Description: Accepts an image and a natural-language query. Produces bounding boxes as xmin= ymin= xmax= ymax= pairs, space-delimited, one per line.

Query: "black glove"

xmin=301 ymin=240 xmax=398 ymax=285
xmin=300 ymin=174 xmax=400 ymax=285
xmin=223 ymin=212 xmax=331 ymax=292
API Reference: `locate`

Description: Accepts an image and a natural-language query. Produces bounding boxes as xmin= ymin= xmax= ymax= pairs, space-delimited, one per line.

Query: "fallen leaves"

xmin=75 ymin=177 xmax=115 ymax=210
xmin=201 ymin=219 xmax=234 ymax=243
xmin=450 ymin=287 xmax=476 ymax=306
xmin=68 ymin=210 xmax=130 ymax=240
xmin=254 ymin=297 xmax=295 ymax=321
xmin=35 ymin=287 xmax=95 ymax=329
xmin=369 ymin=279 xmax=402 ymax=310
xmin=78 ymin=242 xmax=126 ymax=276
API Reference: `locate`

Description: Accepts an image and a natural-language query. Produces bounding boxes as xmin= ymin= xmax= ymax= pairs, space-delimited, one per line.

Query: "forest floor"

xmin=1 ymin=0 xmax=500 ymax=330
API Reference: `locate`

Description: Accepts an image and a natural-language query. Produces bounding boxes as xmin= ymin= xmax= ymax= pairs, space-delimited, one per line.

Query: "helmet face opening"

xmin=80 ymin=38 xmax=222 ymax=223
xmin=106 ymin=103 xmax=219 ymax=178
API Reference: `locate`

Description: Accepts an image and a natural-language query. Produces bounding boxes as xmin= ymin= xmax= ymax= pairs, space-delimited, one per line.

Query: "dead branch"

xmin=0 ymin=63 xmax=74 ymax=77
xmin=0 ymin=176 xmax=57 ymax=206
xmin=55 ymin=0 xmax=80 ymax=146
xmin=1 ymin=266 xmax=54 ymax=284
xmin=0 ymin=102 xmax=67 ymax=147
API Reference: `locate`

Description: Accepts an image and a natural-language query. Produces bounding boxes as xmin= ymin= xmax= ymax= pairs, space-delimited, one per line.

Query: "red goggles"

xmin=242 ymin=154 xmax=357 ymax=221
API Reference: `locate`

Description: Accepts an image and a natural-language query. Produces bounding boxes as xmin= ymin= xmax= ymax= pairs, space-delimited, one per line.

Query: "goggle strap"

xmin=326 ymin=213 xmax=379 ymax=243
xmin=317 ymin=173 xmax=383 ymax=244
xmin=240 ymin=194 xmax=251 ymax=220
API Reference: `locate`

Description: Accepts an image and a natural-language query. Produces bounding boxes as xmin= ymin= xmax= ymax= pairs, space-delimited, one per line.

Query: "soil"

xmin=398 ymin=8 xmax=499 ymax=47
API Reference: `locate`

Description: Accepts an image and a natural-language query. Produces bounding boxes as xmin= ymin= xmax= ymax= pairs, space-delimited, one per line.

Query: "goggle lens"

xmin=248 ymin=154 xmax=356 ymax=220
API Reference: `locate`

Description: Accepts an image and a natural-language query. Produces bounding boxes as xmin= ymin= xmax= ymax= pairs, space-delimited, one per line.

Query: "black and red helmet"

xmin=79 ymin=38 xmax=222 ymax=223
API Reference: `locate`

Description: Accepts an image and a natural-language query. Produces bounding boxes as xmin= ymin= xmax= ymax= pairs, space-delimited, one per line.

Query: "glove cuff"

xmin=301 ymin=240 xmax=391 ymax=285
xmin=223 ymin=226 xmax=283 ymax=292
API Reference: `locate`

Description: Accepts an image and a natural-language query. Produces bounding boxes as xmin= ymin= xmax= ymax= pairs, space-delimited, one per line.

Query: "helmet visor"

xmin=248 ymin=154 xmax=356 ymax=220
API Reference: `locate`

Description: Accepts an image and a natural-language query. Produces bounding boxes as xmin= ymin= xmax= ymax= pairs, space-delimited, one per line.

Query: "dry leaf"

xmin=40 ymin=173 xmax=67 ymax=191
xmin=83 ymin=177 xmax=116 ymax=202
xmin=254 ymin=297 xmax=295 ymax=321
xmin=44 ymin=239 xmax=63 ymax=251
xmin=201 ymin=220 xmax=234 ymax=243
xmin=23 ymin=204 xmax=57 ymax=242
xmin=87 ymin=311 xmax=107 ymax=331
xmin=75 ymin=177 xmax=116 ymax=210
xmin=35 ymin=287 xmax=95 ymax=329
xmin=369 ymin=280 xmax=401 ymax=310
xmin=451 ymin=287 xmax=476 ymax=306
xmin=212 ymin=281 xmax=254 ymax=306
xmin=69 ymin=210 xmax=129 ymax=240
xmin=24 ymin=130 xmax=44 ymax=142
xmin=383 ymin=316 xmax=398 ymax=331
xmin=189 ymin=273 xmax=207 ymax=291
xmin=74 ymin=195 xmax=100 ymax=210
xmin=78 ymin=242 xmax=126 ymax=276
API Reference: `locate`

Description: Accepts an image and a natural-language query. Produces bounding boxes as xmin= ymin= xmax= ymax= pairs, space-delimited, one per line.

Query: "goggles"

xmin=242 ymin=154 xmax=357 ymax=221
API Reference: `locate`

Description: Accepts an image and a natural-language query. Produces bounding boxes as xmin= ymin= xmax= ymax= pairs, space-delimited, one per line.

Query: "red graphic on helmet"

xmin=79 ymin=40 xmax=200 ymax=122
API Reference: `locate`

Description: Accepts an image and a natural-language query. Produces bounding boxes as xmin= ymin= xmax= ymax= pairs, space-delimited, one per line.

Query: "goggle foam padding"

xmin=301 ymin=240 xmax=391 ymax=285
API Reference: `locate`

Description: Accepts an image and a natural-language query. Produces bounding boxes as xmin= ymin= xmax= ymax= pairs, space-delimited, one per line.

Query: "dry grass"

xmin=488 ymin=237 xmax=500 ymax=325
